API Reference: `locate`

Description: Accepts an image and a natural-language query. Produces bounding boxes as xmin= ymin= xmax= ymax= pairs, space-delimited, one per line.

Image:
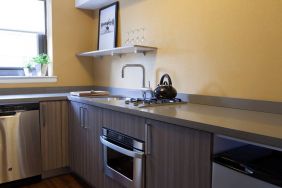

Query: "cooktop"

xmin=124 ymin=98 xmax=187 ymax=108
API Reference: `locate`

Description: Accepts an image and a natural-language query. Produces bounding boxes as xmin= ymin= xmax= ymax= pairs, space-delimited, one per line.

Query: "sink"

xmin=84 ymin=95 xmax=127 ymax=101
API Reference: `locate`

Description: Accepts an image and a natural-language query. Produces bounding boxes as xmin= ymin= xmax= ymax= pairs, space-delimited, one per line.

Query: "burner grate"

xmin=125 ymin=98 xmax=185 ymax=107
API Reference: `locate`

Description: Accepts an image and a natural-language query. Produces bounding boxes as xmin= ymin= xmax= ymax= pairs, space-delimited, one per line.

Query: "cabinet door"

xmin=40 ymin=101 xmax=69 ymax=172
xmin=69 ymin=101 xmax=88 ymax=179
xmin=69 ymin=102 xmax=105 ymax=188
xmin=146 ymin=120 xmax=212 ymax=188
xmin=85 ymin=104 xmax=104 ymax=188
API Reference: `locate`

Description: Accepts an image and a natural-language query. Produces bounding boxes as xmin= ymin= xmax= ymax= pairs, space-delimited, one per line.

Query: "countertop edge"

xmin=0 ymin=94 xmax=68 ymax=104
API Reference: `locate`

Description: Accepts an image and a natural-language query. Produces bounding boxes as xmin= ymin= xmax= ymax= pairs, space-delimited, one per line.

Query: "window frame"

xmin=39 ymin=0 xmax=48 ymax=55
xmin=0 ymin=0 xmax=56 ymax=83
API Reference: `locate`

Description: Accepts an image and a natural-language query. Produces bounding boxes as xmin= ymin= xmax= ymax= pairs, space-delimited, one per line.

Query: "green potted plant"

xmin=24 ymin=62 xmax=35 ymax=76
xmin=32 ymin=53 xmax=50 ymax=76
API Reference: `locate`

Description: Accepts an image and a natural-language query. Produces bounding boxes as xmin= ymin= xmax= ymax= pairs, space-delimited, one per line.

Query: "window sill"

xmin=0 ymin=76 xmax=57 ymax=84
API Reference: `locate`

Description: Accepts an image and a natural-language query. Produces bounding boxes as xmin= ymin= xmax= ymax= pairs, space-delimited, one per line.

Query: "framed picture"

xmin=98 ymin=2 xmax=119 ymax=50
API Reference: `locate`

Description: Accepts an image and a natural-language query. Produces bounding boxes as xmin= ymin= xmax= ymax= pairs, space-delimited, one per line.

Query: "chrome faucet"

xmin=122 ymin=64 xmax=145 ymax=88
xmin=121 ymin=64 xmax=153 ymax=99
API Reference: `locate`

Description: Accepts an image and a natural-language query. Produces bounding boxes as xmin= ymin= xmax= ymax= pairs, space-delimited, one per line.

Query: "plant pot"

xmin=31 ymin=67 xmax=37 ymax=76
xmin=35 ymin=64 xmax=41 ymax=76
xmin=24 ymin=68 xmax=32 ymax=76
xmin=41 ymin=64 xmax=48 ymax=76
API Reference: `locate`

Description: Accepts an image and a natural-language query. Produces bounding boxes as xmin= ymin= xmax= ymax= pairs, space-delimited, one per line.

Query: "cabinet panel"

xmin=40 ymin=101 xmax=69 ymax=172
xmin=146 ymin=120 xmax=212 ymax=188
xmin=69 ymin=102 xmax=88 ymax=179
xmin=61 ymin=101 xmax=69 ymax=167
xmin=69 ymin=102 xmax=104 ymax=188
xmin=103 ymin=109 xmax=145 ymax=141
xmin=85 ymin=105 xmax=104 ymax=188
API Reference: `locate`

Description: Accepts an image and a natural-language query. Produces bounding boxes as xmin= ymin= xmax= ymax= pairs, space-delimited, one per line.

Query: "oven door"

xmin=100 ymin=136 xmax=144 ymax=188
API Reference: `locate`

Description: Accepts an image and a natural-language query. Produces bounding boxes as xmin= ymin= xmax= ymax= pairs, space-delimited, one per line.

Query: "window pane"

xmin=0 ymin=30 xmax=39 ymax=68
xmin=0 ymin=0 xmax=45 ymax=34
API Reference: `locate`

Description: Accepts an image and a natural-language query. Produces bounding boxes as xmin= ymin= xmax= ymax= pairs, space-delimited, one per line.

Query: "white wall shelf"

xmin=75 ymin=0 xmax=117 ymax=10
xmin=77 ymin=45 xmax=158 ymax=58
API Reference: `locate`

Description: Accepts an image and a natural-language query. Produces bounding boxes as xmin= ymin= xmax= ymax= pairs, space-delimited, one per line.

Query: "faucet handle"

xmin=141 ymin=81 xmax=154 ymax=100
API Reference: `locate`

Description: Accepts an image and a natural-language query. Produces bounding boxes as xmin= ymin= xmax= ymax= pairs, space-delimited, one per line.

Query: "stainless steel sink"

xmin=84 ymin=95 xmax=126 ymax=101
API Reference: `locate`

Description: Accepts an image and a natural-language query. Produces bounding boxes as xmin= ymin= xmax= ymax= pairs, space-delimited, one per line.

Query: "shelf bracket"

xmin=135 ymin=49 xmax=146 ymax=56
xmin=111 ymin=52 xmax=123 ymax=58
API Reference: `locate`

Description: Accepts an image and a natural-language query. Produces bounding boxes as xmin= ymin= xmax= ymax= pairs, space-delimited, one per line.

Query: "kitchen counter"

xmin=68 ymin=96 xmax=282 ymax=149
xmin=0 ymin=93 xmax=281 ymax=149
xmin=0 ymin=93 xmax=68 ymax=104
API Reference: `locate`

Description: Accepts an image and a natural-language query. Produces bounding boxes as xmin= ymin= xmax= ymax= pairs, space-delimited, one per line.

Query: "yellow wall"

xmin=0 ymin=0 xmax=281 ymax=102
xmin=92 ymin=0 xmax=282 ymax=102
xmin=0 ymin=0 xmax=96 ymax=88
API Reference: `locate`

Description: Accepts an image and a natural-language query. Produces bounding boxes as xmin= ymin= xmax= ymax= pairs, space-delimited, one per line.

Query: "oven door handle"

xmin=100 ymin=136 xmax=144 ymax=159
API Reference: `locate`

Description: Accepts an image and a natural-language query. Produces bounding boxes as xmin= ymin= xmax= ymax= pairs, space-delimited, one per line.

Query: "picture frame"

xmin=98 ymin=2 xmax=119 ymax=50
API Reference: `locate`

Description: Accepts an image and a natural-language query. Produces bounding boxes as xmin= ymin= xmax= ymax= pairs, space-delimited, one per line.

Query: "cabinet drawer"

xmin=103 ymin=109 xmax=145 ymax=141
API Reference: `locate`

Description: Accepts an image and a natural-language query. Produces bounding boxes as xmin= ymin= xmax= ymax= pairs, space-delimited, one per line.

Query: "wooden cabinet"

xmin=69 ymin=102 xmax=88 ymax=179
xmin=69 ymin=101 xmax=104 ymax=188
xmin=40 ymin=101 xmax=69 ymax=172
xmin=103 ymin=109 xmax=145 ymax=141
xmin=145 ymin=120 xmax=212 ymax=188
xmin=86 ymin=103 xmax=104 ymax=188
xmin=69 ymin=103 xmax=212 ymax=188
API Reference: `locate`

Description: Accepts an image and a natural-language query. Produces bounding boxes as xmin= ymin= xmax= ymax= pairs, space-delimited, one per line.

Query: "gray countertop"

xmin=0 ymin=93 xmax=281 ymax=149
xmin=0 ymin=93 xmax=68 ymax=104
xmin=68 ymin=96 xmax=282 ymax=149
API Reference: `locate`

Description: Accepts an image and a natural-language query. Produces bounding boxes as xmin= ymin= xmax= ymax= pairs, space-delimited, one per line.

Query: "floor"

xmin=1 ymin=175 xmax=88 ymax=188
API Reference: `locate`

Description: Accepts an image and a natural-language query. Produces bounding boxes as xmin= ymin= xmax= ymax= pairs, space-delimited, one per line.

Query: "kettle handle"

xmin=160 ymin=74 xmax=173 ymax=86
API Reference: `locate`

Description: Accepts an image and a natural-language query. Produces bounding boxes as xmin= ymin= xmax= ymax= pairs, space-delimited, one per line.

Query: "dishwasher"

xmin=0 ymin=103 xmax=41 ymax=184
xmin=213 ymin=145 xmax=282 ymax=188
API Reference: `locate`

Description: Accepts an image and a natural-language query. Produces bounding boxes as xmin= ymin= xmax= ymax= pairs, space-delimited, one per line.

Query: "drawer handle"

xmin=145 ymin=123 xmax=151 ymax=155
xmin=79 ymin=107 xmax=84 ymax=128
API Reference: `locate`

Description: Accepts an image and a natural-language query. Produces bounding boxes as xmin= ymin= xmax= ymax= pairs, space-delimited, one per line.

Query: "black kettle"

xmin=154 ymin=74 xmax=177 ymax=99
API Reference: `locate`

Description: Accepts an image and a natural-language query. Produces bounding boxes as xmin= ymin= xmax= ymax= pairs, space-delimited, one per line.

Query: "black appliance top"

xmin=214 ymin=145 xmax=282 ymax=187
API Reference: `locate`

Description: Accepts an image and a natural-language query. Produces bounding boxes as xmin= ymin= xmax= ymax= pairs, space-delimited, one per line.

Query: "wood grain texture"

xmin=69 ymin=102 xmax=105 ymax=188
xmin=103 ymin=109 xmax=146 ymax=141
xmin=61 ymin=101 xmax=69 ymax=167
xmin=40 ymin=101 xmax=69 ymax=172
xmin=19 ymin=174 xmax=89 ymax=188
xmin=85 ymin=104 xmax=104 ymax=188
xmin=69 ymin=102 xmax=88 ymax=180
xmin=146 ymin=119 xmax=212 ymax=188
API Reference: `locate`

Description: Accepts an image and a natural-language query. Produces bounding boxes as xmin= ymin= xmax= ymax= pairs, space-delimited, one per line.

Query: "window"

xmin=0 ymin=0 xmax=47 ymax=76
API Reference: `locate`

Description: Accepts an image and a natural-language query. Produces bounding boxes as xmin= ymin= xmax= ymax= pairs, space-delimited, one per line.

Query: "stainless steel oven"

xmin=100 ymin=128 xmax=145 ymax=188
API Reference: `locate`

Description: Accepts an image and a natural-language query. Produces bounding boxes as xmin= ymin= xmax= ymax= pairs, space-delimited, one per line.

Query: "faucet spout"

xmin=121 ymin=64 xmax=146 ymax=88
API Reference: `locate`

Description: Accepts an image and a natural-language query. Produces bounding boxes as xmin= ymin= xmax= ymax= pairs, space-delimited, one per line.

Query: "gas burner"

xmin=124 ymin=98 xmax=186 ymax=107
